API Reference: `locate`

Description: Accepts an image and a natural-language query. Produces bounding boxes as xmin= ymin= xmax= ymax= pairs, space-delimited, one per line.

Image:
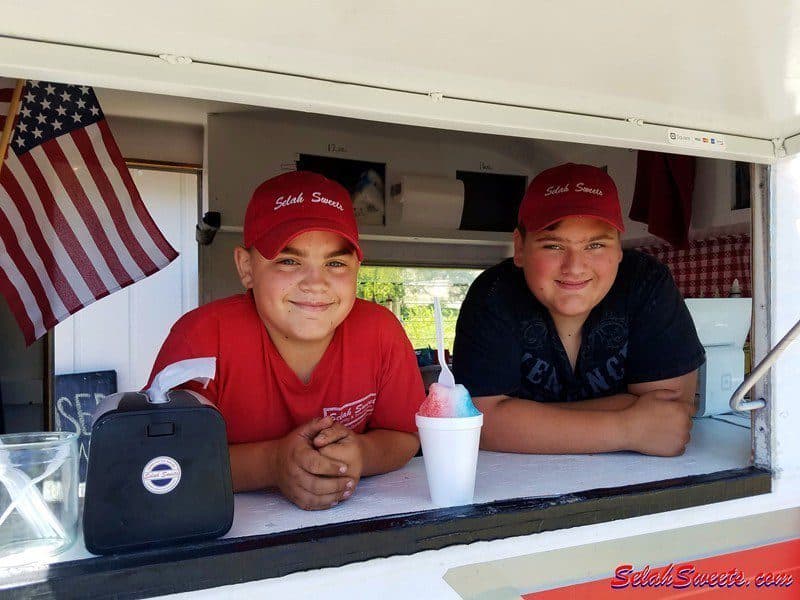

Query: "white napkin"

xmin=146 ymin=357 xmax=217 ymax=404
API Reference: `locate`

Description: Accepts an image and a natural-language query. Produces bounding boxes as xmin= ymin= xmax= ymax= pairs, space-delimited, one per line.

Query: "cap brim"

xmin=530 ymin=211 xmax=625 ymax=234
xmin=250 ymin=217 xmax=363 ymax=261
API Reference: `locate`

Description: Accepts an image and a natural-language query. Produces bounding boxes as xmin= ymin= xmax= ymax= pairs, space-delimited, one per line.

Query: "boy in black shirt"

xmin=453 ymin=163 xmax=704 ymax=456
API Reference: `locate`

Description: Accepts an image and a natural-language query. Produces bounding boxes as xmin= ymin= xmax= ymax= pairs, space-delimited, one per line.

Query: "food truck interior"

xmin=0 ymin=83 xmax=771 ymax=595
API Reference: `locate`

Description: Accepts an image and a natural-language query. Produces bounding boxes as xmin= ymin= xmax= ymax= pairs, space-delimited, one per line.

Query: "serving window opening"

xmin=0 ymin=87 xmax=771 ymax=596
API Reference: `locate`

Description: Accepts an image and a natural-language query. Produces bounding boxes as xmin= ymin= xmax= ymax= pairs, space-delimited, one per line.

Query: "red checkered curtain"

xmin=636 ymin=234 xmax=751 ymax=298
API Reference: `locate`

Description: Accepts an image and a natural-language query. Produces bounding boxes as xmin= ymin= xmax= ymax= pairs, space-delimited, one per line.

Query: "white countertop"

xmin=44 ymin=417 xmax=750 ymax=565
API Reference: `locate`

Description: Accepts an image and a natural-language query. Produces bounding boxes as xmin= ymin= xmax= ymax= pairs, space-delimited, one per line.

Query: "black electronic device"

xmin=83 ymin=389 xmax=233 ymax=554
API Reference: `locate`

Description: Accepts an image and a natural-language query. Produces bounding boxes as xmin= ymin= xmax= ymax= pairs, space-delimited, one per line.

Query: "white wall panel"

xmin=54 ymin=169 xmax=198 ymax=392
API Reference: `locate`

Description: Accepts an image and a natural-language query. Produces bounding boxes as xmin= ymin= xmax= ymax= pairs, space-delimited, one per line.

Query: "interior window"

xmin=356 ymin=266 xmax=482 ymax=352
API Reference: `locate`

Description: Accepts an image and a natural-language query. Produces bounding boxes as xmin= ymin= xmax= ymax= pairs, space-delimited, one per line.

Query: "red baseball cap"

xmin=244 ymin=171 xmax=363 ymax=261
xmin=518 ymin=163 xmax=625 ymax=233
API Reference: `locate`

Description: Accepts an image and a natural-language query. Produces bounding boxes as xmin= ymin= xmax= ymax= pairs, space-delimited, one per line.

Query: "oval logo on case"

xmin=142 ymin=456 xmax=182 ymax=494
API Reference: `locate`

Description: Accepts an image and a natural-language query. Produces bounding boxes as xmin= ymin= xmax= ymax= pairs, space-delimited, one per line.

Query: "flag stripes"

xmin=0 ymin=233 xmax=40 ymax=341
xmin=11 ymin=150 xmax=109 ymax=297
xmin=0 ymin=80 xmax=178 ymax=344
xmin=0 ymin=189 xmax=72 ymax=320
xmin=71 ymin=127 xmax=157 ymax=274
xmin=96 ymin=120 xmax=177 ymax=260
xmin=3 ymin=151 xmax=103 ymax=305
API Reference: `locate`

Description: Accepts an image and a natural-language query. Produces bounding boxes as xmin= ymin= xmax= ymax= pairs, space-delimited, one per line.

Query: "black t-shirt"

xmin=452 ymin=250 xmax=705 ymax=402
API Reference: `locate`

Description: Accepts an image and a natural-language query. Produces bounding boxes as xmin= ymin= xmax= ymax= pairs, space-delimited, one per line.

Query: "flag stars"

xmin=10 ymin=82 xmax=104 ymax=152
xmin=2 ymin=79 xmax=172 ymax=341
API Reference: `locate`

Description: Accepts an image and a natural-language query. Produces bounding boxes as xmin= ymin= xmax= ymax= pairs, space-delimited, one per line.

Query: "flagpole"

xmin=0 ymin=79 xmax=25 ymax=177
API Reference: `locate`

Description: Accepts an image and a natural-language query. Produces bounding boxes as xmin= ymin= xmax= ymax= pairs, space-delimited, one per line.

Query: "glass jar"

xmin=0 ymin=431 xmax=79 ymax=565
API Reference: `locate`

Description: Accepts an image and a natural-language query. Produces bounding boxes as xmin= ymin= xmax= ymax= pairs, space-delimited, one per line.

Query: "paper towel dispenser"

xmin=391 ymin=175 xmax=464 ymax=229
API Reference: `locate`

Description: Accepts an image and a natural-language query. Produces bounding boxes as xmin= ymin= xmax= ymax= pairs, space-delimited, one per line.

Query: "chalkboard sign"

xmin=54 ymin=370 xmax=117 ymax=482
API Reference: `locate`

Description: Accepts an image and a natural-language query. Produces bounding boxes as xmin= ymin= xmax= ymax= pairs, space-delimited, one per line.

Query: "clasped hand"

xmin=273 ymin=416 xmax=363 ymax=510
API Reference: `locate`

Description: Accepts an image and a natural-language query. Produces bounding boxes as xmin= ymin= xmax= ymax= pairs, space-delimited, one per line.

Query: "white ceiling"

xmin=3 ymin=1 xmax=800 ymax=142
xmin=93 ymin=87 xmax=257 ymax=125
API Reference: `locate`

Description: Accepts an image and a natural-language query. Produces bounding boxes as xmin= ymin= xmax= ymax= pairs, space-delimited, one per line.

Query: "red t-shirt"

xmin=147 ymin=294 xmax=425 ymax=444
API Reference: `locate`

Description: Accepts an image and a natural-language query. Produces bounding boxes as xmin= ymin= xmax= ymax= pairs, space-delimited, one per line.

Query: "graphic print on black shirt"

xmin=453 ymin=251 xmax=705 ymax=403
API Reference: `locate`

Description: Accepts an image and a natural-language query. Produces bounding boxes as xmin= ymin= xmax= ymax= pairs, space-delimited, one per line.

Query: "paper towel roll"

xmin=393 ymin=176 xmax=465 ymax=229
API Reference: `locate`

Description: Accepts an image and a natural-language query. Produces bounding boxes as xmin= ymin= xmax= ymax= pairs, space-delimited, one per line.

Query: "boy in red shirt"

xmin=148 ymin=171 xmax=424 ymax=510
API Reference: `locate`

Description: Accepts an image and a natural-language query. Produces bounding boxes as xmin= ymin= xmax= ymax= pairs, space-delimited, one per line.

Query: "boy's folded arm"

xmin=627 ymin=370 xmax=699 ymax=414
xmin=475 ymin=375 xmax=696 ymax=456
xmin=523 ymin=371 xmax=697 ymax=415
xmin=474 ymin=395 xmax=628 ymax=454
xmin=549 ymin=394 xmax=638 ymax=411
xmin=228 ymin=438 xmax=282 ymax=492
xmin=357 ymin=429 xmax=420 ymax=477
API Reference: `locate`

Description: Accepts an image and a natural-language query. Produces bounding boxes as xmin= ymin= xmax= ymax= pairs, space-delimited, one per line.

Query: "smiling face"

xmin=513 ymin=216 xmax=623 ymax=326
xmin=235 ymin=230 xmax=359 ymax=348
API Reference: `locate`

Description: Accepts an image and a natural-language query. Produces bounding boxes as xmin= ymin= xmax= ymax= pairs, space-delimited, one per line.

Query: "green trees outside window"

xmin=356 ymin=266 xmax=482 ymax=352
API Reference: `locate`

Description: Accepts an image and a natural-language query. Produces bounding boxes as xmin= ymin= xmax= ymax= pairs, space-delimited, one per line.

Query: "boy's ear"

xmin=614 ymin=231 xmax=623 ymax=264
xmin=234 ymin=246 xmax=254 ymax=289
xmin=512 ymin=228 xmax=525 ymax=268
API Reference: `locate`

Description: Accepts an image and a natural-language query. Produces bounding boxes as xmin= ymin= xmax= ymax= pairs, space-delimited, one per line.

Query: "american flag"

xmin=0 ymin=79 xmax=178 ymax=344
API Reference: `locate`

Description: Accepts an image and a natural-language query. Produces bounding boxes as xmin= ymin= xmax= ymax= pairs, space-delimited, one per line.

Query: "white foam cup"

xmin=415 ymin=413 xmax=483 ymax=507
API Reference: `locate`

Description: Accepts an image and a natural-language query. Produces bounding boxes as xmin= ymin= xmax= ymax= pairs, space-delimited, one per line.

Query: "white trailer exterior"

xmin=1 ymin=2 xmax=799 ymax=597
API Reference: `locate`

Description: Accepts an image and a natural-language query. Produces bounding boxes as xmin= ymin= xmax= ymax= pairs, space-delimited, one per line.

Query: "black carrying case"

xmin=83 ymin=389 xmax=233 ymax=554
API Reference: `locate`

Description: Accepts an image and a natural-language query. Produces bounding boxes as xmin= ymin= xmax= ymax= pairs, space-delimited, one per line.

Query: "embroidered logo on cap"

xmin=575 ymin=182 xmax=604 ymax=196
xmin=274 ymin=192 xmax=305 ymax=210
xmin=274 ymin=191 xmax=344 ymax=212
xmin=545 ymin=183 xmax=604 ymax=197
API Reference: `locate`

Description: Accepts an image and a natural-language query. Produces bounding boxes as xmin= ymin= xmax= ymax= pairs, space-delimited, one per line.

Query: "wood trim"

xmin=43 ymin=331 xmax=54 ymax=431
xmin=0 ymin=79 xmax=24 ymax=178
xmin=124 ymin=158 xmax=203 ymax=173
xmin=0 ymin=467 xmax=771 ymax=599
